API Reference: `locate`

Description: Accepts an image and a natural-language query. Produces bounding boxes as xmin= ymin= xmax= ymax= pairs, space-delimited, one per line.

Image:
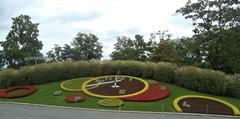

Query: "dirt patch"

xmin=87 ymin=77 xmax=145 ymax=96
xmin=178 ymin=98 xmax=234 ymax=115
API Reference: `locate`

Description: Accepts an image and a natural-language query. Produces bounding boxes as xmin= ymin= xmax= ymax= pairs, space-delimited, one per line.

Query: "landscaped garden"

xmin=0 ymin=61 xmax=239 ymax=116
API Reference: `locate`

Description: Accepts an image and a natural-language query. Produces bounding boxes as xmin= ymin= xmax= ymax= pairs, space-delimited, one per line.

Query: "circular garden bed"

xmin=82 ymin=75 xmax=149 ymax=98
xmin=65 ymin=94 xmax=86 ymax=103
xmin=0 ymin=85 xmax=37 ymax=98
xmin=122 ymin=83 xmax=171 ymax=102
xmin=61 ymin=78 xmax=97 ymax=92
xmin=97 ymin=99 xmax=124 ymax=107
xmin=173 ymin=95 xmax=240 ymax=115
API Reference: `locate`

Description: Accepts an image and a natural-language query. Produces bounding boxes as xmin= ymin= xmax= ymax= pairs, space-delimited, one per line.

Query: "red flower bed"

xmin=65 ymin=94 xmax=86 ymax=103
xmin=0 ymin=85 xmax=37 ymax=98
xmin=122 ymin=83 xmax=171 ymax=102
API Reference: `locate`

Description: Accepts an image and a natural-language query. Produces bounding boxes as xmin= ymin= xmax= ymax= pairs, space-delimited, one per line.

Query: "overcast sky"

xmin=0 ymin=0 xmax=195 ymax=59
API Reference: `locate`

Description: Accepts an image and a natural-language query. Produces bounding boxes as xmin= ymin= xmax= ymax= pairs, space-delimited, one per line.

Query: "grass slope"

xmin=0 ymin=77 xmax=239 ymax=112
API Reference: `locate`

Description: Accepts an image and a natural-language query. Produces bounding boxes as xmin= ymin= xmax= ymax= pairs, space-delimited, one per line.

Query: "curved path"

xmin=0 ymin=103 xmax=238 ymax=119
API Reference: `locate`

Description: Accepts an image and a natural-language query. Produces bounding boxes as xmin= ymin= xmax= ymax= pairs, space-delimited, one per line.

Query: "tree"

xmin=0 ymin=15 xmax=43 ymax=68
xmin=150 ymin=40 xmax=180 ymax=63
xmin=110 ymin=36 xmax=135 ymax=60
xmin=110 ymin=35 xmax=148 ymax=61
xmin=71 ymin=33 xmax=102 ymax=60
xmin=46 ymin=44 xmax=62 ymax=61
xmin=61 ymin=44 xmax=73 ymax=60
xmin=175 ymin=37 xmax=203 ymax=66
xmin=177 ymin=0 xmax=240 ymax=73
xmin=0 ymin=49 xmax=5 ymax=70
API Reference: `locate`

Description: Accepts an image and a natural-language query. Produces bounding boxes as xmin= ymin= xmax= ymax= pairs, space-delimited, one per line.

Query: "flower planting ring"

xmin=82 ymin=75 xmax=149 ymax=98
xmin=0 ymin=85 xmax=37 ymax=98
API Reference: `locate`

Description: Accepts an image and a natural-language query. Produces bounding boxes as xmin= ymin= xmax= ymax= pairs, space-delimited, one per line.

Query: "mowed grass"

xmin=0 ymin=77 xmax=239 ymax=112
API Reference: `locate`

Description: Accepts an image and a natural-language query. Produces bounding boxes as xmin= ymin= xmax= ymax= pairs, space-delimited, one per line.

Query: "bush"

xmin=174 ymin=66 xmax=200 ymax=90
xmin=175 ymin=66 xmax=229 ymax=96
xmin=153 ymin=62 xmax=177 ymax=83
xmin=0 ymin=60 xmax=239 ymax=98
xmin=226 ymin=74 xmax=240 ymax=98
xmin=197 ymin=69 xmax=228 ymax=96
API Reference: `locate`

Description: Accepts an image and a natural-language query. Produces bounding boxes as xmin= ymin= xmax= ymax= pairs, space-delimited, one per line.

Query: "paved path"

xmin=0 ymin=103 xmax=238 ymax=119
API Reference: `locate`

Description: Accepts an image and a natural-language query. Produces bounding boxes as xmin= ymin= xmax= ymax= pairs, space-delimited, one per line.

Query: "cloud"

xmin=0 ymin=0 xmax=194 ymax=60
xmin=43 ymin=11 xmax=104 ymax=23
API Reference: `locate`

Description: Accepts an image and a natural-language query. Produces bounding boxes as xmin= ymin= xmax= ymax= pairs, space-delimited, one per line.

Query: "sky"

xmin=0 ymin=0 xmax=194 ymax=59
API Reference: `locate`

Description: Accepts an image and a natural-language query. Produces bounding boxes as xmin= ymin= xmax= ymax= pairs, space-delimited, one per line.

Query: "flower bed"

xmin=65 ymin=94 xmax=86 ymax=103
xmin=61 ymin=78 xmax=97 ymax=92
xmin=82 ymin=75 xmax=149 ymax=98
xmin=173 ymin=95 xmax=240 ymax=116
xmin=122 ymin=83 xmax=171 ymax=102
xmin=97 ymin=99 xmax=124 ymax=107
xmin=0 ymin=85 xmax=37 ymax=98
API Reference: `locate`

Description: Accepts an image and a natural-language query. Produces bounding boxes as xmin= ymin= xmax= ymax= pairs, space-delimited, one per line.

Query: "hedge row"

xmin=0 ymin=60 xmax=239 ymax=98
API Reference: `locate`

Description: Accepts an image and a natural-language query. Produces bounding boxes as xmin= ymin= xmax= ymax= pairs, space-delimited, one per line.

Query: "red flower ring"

xmin=122 ymin=83 xmax=171 ymax=102
xmin=0 ymin=85 xmax=37 ymax=98
xmin=65 ymin=94 xmax=86 ymax=103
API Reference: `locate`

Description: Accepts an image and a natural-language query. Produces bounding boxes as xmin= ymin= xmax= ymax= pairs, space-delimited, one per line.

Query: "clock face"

xmin=82 ymin=75 xmax=149 ymax=98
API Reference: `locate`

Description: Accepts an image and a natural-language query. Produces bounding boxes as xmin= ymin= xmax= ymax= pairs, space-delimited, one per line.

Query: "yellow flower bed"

xmin=60 ymin=77 xmax=97 ymax=92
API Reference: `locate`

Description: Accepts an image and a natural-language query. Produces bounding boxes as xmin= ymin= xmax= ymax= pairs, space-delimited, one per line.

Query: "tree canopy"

xmin=71 ymin=33 xmax=103 ymax=60
xmin=0 ymin=15 xmax=43 ymax=68
xmin=176 ymin=0 xmax=240 ymax=73
xmin=110 ymin=35 xmax=149 ymax=61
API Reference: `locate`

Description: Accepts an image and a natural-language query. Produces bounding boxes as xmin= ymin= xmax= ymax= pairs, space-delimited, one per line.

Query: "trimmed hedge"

xmin=0 ymin=60 xmax=238 ymax=98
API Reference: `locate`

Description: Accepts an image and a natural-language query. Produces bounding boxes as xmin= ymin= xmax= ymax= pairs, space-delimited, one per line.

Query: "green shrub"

xmin=226 ymin=74 xmax=240 ymax=98
xmin=0 ymin=69 xmax=19 ymax=88
xmin=197 ymin=69 xmax=228 ymax=96
xmin=174 ymin=66 xmax=200 ymax=90
xmin=153 ymin=62 xmax=177 ymax=83
xmin=142 ymin=62 xmax=155 ymax=79
xmin=175 ymin=66 xmax=228 ymax=96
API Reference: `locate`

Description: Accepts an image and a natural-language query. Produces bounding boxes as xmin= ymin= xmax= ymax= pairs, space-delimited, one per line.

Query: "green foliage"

xmin=226 ymin=74 xmax=240 ymax=98
xmin=150 ymin=41 xmax=180 ymax=63
xmin=72 ymin=33 xmax=103 ymax=60
xmin=110 ymin=35 xmax=149 ymax=61
xmin=1 ymin=15 xmax=43 ymax=68
xmin=0 ymin=60 xmax=239 ymax=98
xmin=0 ymin=50 xmax=5 ymax=69
xmin=46 ymin=44 xmax=62 ymax=62
xmin=175 ymin=37 xmax=202 ymax=66
xmin=153 ymin=62 xmax=177 ymax=83
xmin=176 ymin=0 xmax=240 ymax=73
xmin=61 ymin=44 xmax=73 ymax=60
xmin=175 ymin=66 xmax=229 ymax=96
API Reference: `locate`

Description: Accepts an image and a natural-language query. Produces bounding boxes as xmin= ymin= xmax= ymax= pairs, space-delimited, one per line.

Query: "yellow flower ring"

xmin=60 ymin=77 xmax=98 ymax=92
xmin=82 ymin=75 xmax=149 ymax=98
xmin=173 ymin=95 xmax=240 ymax=116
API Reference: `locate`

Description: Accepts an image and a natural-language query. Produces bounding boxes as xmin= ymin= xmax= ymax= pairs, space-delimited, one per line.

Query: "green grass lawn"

xmin=0 ymin=77 xmax=239 ymax=112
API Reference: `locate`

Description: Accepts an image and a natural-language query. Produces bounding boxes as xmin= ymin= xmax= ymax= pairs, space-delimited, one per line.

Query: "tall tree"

xmin=61 ymin=44 xmax=73 ymax=60
xmin=72 ymin=33 xmax=102 ymax=60
xmin=175 ymin=37 xmax=203 ymax=66
xmin=150 ymin=40 xmax=180 ymax=63
xmin=46 ymin=44 xmax=62 ymax=61
xmin=1 ymin=15 xmax=43 ymax=68
xmin=110 ymin=36 xmax=135 ymax=60
xmin=177 ymin=0 xmax=240 ymax=73
xmin=110 ymin=35 xmax=148 ymax=61
xmin=0 ymin=49 xmax=5 ymax=69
